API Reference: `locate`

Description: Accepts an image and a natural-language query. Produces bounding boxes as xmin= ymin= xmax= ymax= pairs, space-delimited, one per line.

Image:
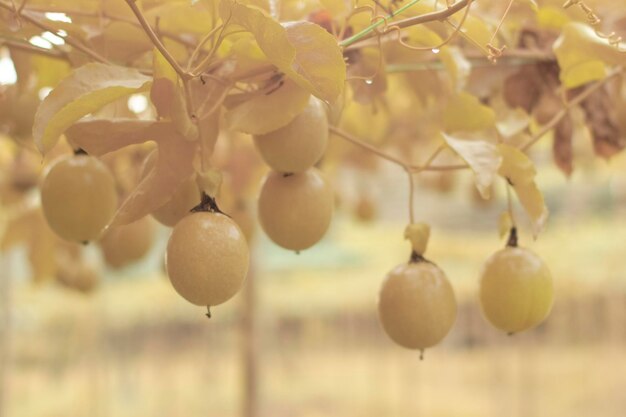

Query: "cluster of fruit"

xmin=38 ymin=92 xmax=555 ymax=355
xmin=380 ymin=225 xmax=554 ymax=356
xmin=37 ymin=96 xmax=335 ymax=312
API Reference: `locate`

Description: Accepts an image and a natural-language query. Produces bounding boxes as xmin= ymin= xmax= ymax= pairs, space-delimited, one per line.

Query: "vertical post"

xmin=241 ymin=263 xmax=258 ymax=417
xmin=0 ymin=255 xmax=13 ymax=417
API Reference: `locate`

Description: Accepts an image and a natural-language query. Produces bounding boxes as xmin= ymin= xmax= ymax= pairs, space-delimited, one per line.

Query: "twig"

xmin=124 ymin=0 xmax=189 ymax=80
xmin=343 ymin=0 xmax=472 ymax=47
xmin=0 ymin=1 xmax=111 ymax=64
xmin=23 ymin=5 xmax=196 ymax=48
xmin=0 ymin=36 xmax=67 ymax=59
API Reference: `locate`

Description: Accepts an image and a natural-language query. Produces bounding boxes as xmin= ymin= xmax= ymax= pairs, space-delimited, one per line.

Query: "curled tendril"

xmin=563 ymin=0 xmax=626 ymax=53
xmin=487 ymin=44 xmax=507 ymax=63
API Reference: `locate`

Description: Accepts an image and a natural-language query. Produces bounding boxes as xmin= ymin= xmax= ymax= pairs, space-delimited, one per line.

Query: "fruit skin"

xmin=479 ymin=247 xmax=554 ymax=334
xmin=142 ymin=150 xmax=201 ymax=227
xmin=253 ymin=96 xmax=328 ymax=173
xmin=56 ymin=255 xmax=99 ymax=294
xmin=41 ymin=154 xmax=118 ymax=242
xmin=166 ymin=212 xmax=249 ymax=306
xmin=99 ymin=216 xmax=156 ymax=269
xmin=378 ymin=261 xmax=457 ymax=350
xmin=258 ymin=168 xmax=334 ymax=251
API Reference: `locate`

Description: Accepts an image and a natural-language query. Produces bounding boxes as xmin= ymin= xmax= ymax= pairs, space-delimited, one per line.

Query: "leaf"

xmin=576 ymin=84 xmax=626 ymax=159
xmin=224 ymin=79 xmax=310 ymax=134
xmin=442 ymin=92 xmax=496 ymax=132
xmin=66 ymin=119 xmax=197 ymax=225
xmin=496 ymin=107 xmax=530 ymax=138
xmin=33 ymin=63 xmax=152 ymax=153
xmin=498 ymin=212 xmax=513 ymax=240
xmin=553 ymin=116 xmax=574 ymax=176
xmin=151 ymin=48 xmax=178 ymax=119
xmin=440 ymin=46 xmax=471 ymax=91
xmin=220 ymin=0 xmax=346 ymax=101
xmin=497 ymin=144 xmax=548 ymax=237
xmin=1 ymin=206 xmax=58 ymax=283
xmin=553 ymin=22 xmax=626 ymax=88
xmin=442 ymin=132 xmax=501 ymax=198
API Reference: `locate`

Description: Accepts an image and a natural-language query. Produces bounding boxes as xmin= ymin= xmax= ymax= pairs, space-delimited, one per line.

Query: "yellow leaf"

xmin=66 ymin=119 xmax=197 ymax=225
xmin=443 ymin=92 xmax=496 ymax=132
xmin=456 ymin=15 xmax=497 ymax=50
xmin=33 ymin=63 xmax=152 ymax=154
xmin=553 ymin=22 xmax=626 ymax=88
xmin=439 ymin=46 xmax=470 ymax=91
xmin=90 ymin=22 xmax=153 ymax=63
xmin=404 ymin=223 xmax=430 ymax=256
xmin=497 ymin=144 xmax=548 ymax=237
xmin=151 ymin=48 xmax=178 ymax=119
xmin=31 ymin=56 xmax=71 ymax=89
xmin=146 ymin=2 xmax=215 ymax=35
xmin=442 ymin=132 xmax=501 ymax=198
xmin=224 ymin=79 xmax=310 ymax=134
xmin=498 ymin=211 xmax=513 ymax=239
xmin=196 ymin=168 xmax=223 ymax=197
xmin=220 ymin=0 xmax=346 ymax=101
xmin=536 ymin=6 xmax=570 ymax=30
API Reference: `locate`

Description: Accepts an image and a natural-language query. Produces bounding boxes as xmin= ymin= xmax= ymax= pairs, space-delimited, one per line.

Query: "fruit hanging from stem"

xmin=479 ymin=227 xmax=554 ymax=334
xmin=41 ymin=151 xmax=118 ymax=243
xmin=165 ymin=193 xmax=250 ymax=312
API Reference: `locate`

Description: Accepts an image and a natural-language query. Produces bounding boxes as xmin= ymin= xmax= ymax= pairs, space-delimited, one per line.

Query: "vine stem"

xmin=0 ymin=36 xmax=67 ymax=59
xmin=407 ymin=169 xmax=416 ymax=224
xmin=342 ymin=0 xmax=472 ymax=47
xmin=124 ymin=0 xmax=190 ymax=80
xmin=504 ymin=178 xmax=517 ymax=227
xmin=0 ymin=1 xmax=111 ymax=64
xmin=330 ymin=66 xmax=623 ymax=173
xmin=21 ymin=5 xmax=196 ymax=48
xmin=339 ymin=0 xmax=425 ymax=48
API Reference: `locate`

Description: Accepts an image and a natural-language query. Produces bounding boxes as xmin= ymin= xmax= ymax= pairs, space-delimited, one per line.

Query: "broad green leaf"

xmin=443 ymin=92 xmax=496 ymax=132
xmin=442 ymin=132 xmax=501 ymax=198
xmin=225 ymin=79 xmax=310 ymax=134
xmin=497 ymin=144 xmax=548 ymax=237
xmin=553 ymin=22 xmax=626 ymax=88
xmin=33 ymin=63 xmax=152 ymax=153
xmin=66 ymin=119 xmax=197 ymax=225
xmin=220 ymin=0 xmax=346 ymax=101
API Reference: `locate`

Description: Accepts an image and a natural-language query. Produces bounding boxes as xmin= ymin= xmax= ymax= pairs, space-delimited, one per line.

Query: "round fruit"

xmin=253 ymin=96 xmax=328 ymax=173
xmin=56 ymin=260 xmax=99 ymax=294
xmin=479 ymin=246 xmax=554 ymax=334
xmin=141 ymin=150 xmax=201 ymax=227
xmin=41 ymin=154 xmax=118 ymax=242
xmin=378 ymin=261 xmax=457 ymax=351
xmin=354 ymin=196 xmax=376 ymax=223
xmin=257 ymin=168 xmax=333 ymax=251
xmin=99 ymin=216 xmax=156 ymax=269
xmin=166 ymin=211 xmax=249 ymax=306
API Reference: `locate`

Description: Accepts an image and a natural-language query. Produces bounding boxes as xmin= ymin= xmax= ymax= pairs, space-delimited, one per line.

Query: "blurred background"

xmin=2 ymin=148 xmax=626 ymax=417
